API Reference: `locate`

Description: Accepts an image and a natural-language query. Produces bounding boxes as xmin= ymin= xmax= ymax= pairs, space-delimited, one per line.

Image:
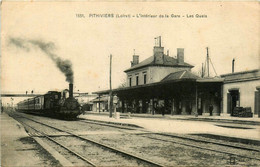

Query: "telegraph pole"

xmin=201 ymin=63 xmax=204 ymax=78
xmin=109 ymin=54 xmax=113 ymax=118
xmin=206 ymin=47 xmax=209 ymax=77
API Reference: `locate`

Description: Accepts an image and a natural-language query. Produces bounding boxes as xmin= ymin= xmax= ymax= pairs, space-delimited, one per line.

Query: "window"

xmin=129 ymin=77 xmax=132 ymax=87
xmin=144 ymin=73 xmax=147 ymax=84
xmin=136 ymin=75 xmax=139 ymax=86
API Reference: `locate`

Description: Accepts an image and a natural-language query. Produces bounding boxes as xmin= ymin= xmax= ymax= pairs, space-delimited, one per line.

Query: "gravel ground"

xmin=19 ymin=137 xmax=62 ymax=167
xmin=14 ymin=112 xmax=260 ymax=166
xmin=29 ymin=114 xmax=129 ymax=133
xmin=141 ymin=133 xmax=260 ymax=159
xmin=85 ymin=133 xmax=260 ymax=166
xmin=53 ymin=136 xmax=155 ymax=166
xmin=18 ymin=117 xmax=66 ymax=135
xmin=40 ymin=137 xmax=92 ymax=166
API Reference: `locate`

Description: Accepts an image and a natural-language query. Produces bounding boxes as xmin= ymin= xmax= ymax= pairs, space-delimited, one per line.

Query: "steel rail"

xmin=13 ymin=113 xmax=260 ymax=163
xmin=12 ymin=113 xmax=164 ymax=167
xmin=80 ymin=119 xmax=142 ymax=130
xmin=81 ymin=119 xmax=260 ymax=152
xmin=144 ymin=135 xmax=260 ymax=161
xmin=155 ymin=133 xmax=260 ymax=152
xmin=10 ymin=114 xmax=97 ymax=167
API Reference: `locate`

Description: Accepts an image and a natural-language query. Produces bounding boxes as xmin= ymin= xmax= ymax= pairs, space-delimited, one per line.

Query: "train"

xmin=17 ymin=84 xmax=82 ymax=119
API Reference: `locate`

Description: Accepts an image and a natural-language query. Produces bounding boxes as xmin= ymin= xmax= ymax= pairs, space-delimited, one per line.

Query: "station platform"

xmin=83 ymin=111 xmax=260 ymax=125
xmin=80 ymin=112 xmax=260 ymax=142
xmin=0 ymin=112 xmax=58 ymax=167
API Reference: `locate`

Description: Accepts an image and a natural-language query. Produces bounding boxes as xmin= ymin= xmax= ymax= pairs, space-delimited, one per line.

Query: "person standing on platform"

xmin=209 ymin=104 xmax=213 ymax=116
xmin=159 ymin=100 xmax=165 ymax=116
xmin=1 ymin=105 xmax=4 ymax=114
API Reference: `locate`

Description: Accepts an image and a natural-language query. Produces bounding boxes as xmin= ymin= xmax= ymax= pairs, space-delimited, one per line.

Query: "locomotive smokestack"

xmin=69 ymin=83 xmax=73 ymax=98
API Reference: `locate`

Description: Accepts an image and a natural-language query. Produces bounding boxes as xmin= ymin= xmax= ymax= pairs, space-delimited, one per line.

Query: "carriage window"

xmin=55 ymin=95 xmax=59 ymax=99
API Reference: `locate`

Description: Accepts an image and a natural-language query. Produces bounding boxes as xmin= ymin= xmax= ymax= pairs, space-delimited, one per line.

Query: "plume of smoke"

xmin=8 ymin=38 xmax=30 ymax=52
xmin=8 ymin=37 xmax=74 ymax=83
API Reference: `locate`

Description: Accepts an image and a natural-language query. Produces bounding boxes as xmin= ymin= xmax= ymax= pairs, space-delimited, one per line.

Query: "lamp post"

xmin=109 ymin=54 xmax=113 ymax=118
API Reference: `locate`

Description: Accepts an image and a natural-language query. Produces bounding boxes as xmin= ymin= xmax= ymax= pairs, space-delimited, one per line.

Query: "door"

xmin=228 ymin=89 xmax=240 ymax=116
xmin=255 ymin=89 xmax=260 ymax=117
xmin=198 ymin=97 xmax=202 ymax=115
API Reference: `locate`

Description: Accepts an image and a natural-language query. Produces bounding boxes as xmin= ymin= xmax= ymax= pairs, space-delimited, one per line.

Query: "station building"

xmin=95 ymin=40 xmax=223 ymax=116
xmin=221 ymin=69 xmax=260 ymax=117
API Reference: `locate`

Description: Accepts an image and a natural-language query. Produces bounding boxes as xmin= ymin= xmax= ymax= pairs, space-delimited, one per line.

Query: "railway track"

xmin=80 ymin=119 xmax=260 ymax=149
xmin=18 ymin=120 xmax=96 ymax=166
xmin=10 ymin=112 xmax=260 ymax=166
xmin=10 ymin=113 xmax=164 ymax=167
xmin=79 ymin=119 xmax=142 ymax=130
xmin=153 ymin=133 xmax=260 ymax=152
xmin=79 ymin=119 xmax=260 ymax=161
xmin=140 ymin=134 xmax=260 ymax=161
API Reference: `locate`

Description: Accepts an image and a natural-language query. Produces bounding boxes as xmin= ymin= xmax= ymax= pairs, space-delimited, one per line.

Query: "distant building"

xmin=74 ymin=93 xmax=97 ymax=104
xmin=74 ymin=93 xmax=97 ymax=111
xmin=91 ymin=95 xmax=108 ymax=112
xmin=221 ymin=69 xmax=260 ymax=117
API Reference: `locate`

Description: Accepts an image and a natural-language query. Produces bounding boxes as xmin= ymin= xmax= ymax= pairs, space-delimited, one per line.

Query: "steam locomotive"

xmin=17 ymin=84 xmax=82 ymax=119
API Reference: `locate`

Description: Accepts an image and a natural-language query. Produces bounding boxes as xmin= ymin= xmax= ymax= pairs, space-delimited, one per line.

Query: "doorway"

xmin=255 ymin=87 xmax=260 ymax=117
xmin=227 ymin=89 xmax=240 ymax=116
xmin=197 ymin=97 xmax=202 ymax=115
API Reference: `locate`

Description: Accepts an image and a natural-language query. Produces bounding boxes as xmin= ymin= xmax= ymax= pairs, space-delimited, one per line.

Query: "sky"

xmin=1 ymin=1 xmax=259 ymax=103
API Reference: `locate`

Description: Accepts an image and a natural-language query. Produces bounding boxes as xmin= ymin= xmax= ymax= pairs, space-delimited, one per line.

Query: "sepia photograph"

xmin=1 ymin=1 xmax=260 ymax=166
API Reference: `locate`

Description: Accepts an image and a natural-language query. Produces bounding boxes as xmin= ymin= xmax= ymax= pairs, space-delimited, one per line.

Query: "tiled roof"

xmin=161 ymin=70 xmax=200 ymax=82
xmin=124 ymin=55 xmax=194 ymax=72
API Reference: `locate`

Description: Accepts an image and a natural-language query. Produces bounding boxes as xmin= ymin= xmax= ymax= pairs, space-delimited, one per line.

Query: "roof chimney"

xmin=131 ymin=55 xmax=139 ymax=67
xmin=153 ymin=36 xmax=164 ymax=64
xmin=232 ymin=58 xmax=235 ymax=73
xmin=177 ymin=48 xmax=184 ymax=65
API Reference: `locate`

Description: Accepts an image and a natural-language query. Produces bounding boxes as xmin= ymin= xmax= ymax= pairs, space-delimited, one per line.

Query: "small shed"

xmin=91 ymin=96 xmax=109 ymax=112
